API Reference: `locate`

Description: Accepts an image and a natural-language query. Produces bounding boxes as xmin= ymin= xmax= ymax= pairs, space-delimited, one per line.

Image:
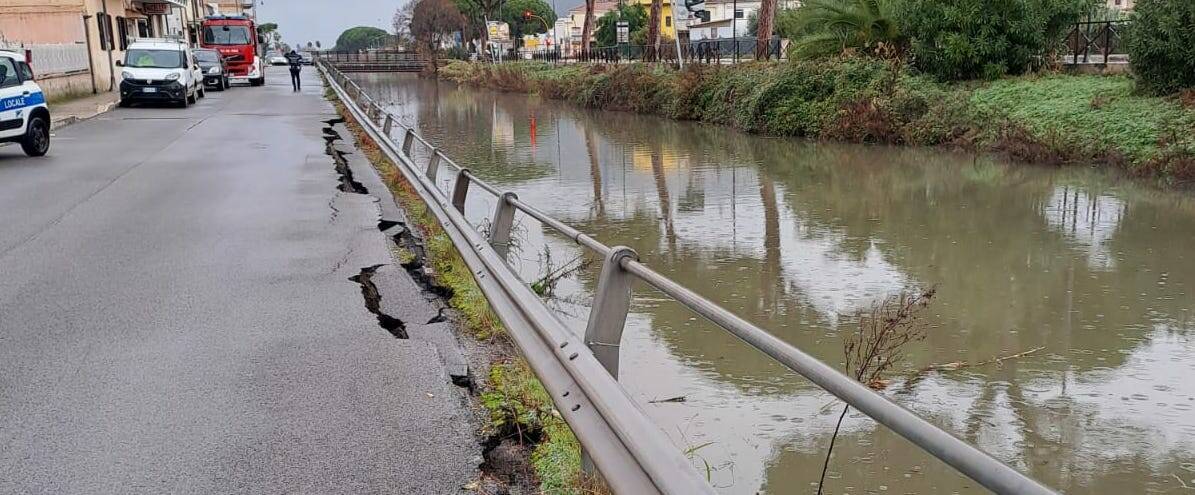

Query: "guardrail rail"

xmin=318 ymin=61 xmax=1060 ymax=495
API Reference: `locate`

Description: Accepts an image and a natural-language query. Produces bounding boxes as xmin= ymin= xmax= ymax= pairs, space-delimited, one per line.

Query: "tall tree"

xmin=595 ymin=4 xmax=648 ymax=46
xmin=646 ymin=0 xmax=662 ymax=58
xmin=460 ymin=0 xmax=506 ymax=58
xmin=499 ymin=0 xmax=555 ymax=46
xmin=393 ymin=0 xmax=416 ymax=48
xmin=335 ymin=26 xmax=391 ymax=52
xmin=581 ymin=0 xmax=597 ymax=53
xmin=755 ymin=0 xmax=777 ymax=59
xmin=412 ymin=0 xmax=466 ymax=72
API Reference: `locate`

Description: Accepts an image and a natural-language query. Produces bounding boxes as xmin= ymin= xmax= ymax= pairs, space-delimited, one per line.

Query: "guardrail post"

xmin=425 ymin=148 xmax=441 ymax=181
xmin=401 ymin=129 xmax=415 ymax=156
xmin=584 ymin=246 xmax=638 ymax=378
xmin=489 ymin=192 xmax=518 ymax=258
xmin=383 ymin=114 xmax=394 ymax=136
xmin=451 ymin=169 xmax=471 ymax=213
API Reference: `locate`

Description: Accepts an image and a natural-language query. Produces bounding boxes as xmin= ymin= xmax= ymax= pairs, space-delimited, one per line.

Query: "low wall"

xmin=35 ymin=70 xmax=95 ymax=101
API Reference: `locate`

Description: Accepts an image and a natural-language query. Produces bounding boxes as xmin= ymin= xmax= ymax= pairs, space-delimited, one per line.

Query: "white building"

xmin=687 ymin=0 xmax=761 ymax=40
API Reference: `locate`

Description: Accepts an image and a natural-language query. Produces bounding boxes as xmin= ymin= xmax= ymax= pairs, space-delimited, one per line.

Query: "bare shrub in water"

xmin=817 ymin=287 xmax=937 ymax=495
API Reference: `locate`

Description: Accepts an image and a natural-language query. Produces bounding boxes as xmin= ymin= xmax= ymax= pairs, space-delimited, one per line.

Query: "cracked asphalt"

xmin=0 ymin=69 xmax=479 ymax=494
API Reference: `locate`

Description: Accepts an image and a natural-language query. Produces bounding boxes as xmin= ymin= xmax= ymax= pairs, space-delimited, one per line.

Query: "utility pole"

xmin=672 ymin=2 xmax=683 ymax=69
xmin=732 ymin=0 xmax=737 ymax=63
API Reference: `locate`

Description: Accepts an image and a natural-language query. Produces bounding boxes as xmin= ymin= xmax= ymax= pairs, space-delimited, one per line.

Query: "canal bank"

xmin=349 ymin=70 xmax=1195 ymax=494
xmin=439 ymin=61 xmax=1195 ymax=187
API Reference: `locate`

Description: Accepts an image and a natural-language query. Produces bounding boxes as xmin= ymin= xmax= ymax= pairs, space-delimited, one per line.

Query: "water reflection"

xmin=354 ymin=73 xmax=1195 ymax=494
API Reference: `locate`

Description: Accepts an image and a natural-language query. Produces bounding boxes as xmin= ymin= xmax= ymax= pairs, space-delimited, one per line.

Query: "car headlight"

xmin=208 ymin=67 xmax=221 ymax=75
xmin=165 ymin=72 xmax=181 ymax=81
xmin=121 ymin=71 xmax=134 ymax=80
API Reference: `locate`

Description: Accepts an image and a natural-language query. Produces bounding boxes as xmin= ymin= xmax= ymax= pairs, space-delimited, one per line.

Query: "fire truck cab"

xmin=199 ymin=15 xmax=265 ymax=87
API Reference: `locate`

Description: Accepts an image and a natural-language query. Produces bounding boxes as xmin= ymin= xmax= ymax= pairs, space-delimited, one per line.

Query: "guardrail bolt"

xmin=584 ymin=246 xmax=639 ymax=378
xmin=488 ymin=191 xmax=519 ymax=258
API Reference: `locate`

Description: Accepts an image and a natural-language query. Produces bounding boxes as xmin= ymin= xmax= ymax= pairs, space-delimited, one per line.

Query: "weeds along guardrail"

xmin=318 ymin=61 xmax=1060 ymax=495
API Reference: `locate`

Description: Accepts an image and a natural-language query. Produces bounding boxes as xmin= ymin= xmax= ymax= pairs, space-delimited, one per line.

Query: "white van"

xmin=117 ymin=38 xmax=205 ymax=108
xmin=0 ymin=49 xmax=50 ymax=156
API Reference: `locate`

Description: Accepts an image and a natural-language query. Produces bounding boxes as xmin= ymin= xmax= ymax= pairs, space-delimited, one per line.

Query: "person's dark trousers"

xmin=290 ymin=69 xmax=301 ymax=91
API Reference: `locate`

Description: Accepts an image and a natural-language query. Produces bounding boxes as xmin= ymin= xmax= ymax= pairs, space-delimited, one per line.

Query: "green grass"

xmin=971 ymin=74 xmax=1195 ymax=163
xmin=440 ymin=60 xmax=1195 ymax=184
xmin=485 ymin=361 xmax=585 ymax=494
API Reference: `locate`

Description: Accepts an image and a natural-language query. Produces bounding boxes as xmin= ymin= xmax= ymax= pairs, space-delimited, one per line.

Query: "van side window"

xmin=0 ymin=58 xmax=21 ymax=89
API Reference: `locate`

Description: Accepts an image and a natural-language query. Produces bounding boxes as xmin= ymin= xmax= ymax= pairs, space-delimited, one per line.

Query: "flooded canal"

xmin=351 ymin=73 xmax=1195 ymax=494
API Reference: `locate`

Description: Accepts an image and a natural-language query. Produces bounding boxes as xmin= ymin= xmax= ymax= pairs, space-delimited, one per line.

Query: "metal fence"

xmin=315 ymin=51 xmax=428 ymax=72
xmin=1063 ymin=20 xmax=1129 ymax=65
xmin=0 ymin=43 xmax=90 ymax=76
xmin=319 ymin=60 xmax=1060 ymax=495
xmin=494 ymin=38 xmax=785 ymax=65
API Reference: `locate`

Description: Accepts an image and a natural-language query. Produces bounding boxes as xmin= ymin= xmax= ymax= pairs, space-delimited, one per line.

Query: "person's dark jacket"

xmin=285 ymin=51 xmax=303 ymax=72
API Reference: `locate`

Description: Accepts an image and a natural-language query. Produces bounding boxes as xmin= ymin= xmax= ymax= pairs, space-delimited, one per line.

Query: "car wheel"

xmin=250 ymin=77 xmax=264 ymax=87
xmin=118 ymin=99 xmax=131 ymax=108
xmin=20 ymin=115 xmax=50 ymax=157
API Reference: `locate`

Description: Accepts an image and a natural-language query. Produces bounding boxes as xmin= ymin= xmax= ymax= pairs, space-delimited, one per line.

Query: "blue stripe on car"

xmin=1 ymin=91 xmax=46 ymax=111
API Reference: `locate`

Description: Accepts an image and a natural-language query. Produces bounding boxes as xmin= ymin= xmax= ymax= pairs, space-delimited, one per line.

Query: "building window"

xmin=734 ymin=8 xmax=744 ymax=18
xmin=666 ymin=16 xmax=672 ymax=27
xmin=117 ymin=17 xmax=130 ymax=50
xmin=97 ymin=13 xmax=116 ymax=51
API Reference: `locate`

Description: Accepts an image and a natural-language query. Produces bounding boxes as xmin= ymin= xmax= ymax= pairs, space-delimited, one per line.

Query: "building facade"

xmin=0 ymin=0 xmax=233 ymax=99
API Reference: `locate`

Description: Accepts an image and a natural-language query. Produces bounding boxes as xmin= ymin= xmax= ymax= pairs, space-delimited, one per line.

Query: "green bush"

xmin=1126 ymin=0 xmax=1195 ymax=95
xmin=898 ymin=0 xmax=1093 ymax=80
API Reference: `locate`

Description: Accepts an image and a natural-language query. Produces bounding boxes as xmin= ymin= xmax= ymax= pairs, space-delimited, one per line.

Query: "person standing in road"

xmin=286 ymin=50 xmax=303 ymax=92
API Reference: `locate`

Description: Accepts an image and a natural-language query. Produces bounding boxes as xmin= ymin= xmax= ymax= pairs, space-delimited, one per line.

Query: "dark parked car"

xmin=194 ymin=48 xmax=230 ymax=91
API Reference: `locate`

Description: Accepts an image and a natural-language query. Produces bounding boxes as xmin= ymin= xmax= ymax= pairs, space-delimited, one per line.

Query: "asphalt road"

xmin=0 ymin=69 xmax=478 ymax=493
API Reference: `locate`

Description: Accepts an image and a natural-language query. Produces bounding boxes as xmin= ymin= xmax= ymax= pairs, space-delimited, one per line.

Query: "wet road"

xmin=0 ymin=70 xmax=477 ymax=493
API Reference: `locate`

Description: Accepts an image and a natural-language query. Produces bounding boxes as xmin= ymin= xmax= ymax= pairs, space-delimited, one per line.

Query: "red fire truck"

xmin=199 ymin=15 xmax=265 ymax=87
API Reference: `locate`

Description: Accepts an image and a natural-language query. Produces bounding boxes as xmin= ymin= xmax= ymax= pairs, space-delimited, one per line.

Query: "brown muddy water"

xmin=351 ymin=72 xmax=1195 ymax=494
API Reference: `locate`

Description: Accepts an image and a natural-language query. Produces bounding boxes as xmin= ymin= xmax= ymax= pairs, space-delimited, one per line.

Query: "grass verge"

xmin=439 ymin=60 xmax=1195 ymax=185
xmin=324 ymin=80 xmax=592 ymax=494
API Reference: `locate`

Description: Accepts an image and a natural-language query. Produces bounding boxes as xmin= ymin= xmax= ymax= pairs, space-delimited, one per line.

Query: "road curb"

xmin=51 ymin=100 xmax=118 ymax=132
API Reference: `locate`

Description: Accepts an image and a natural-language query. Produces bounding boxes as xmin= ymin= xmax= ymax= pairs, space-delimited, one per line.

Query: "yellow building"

xmin=628 ymin=0 xmax=679 ymax=39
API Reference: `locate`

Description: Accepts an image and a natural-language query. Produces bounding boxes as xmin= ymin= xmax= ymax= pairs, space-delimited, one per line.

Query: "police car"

xmin=0 ymin=49 xmax=50 ymax=157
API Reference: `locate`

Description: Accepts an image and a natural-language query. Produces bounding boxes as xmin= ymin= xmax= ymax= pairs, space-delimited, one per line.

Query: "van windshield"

xmin=125 ymin=49 xmax=184 ymax=69
xmin=203 ymin=26 xmax=252 ymax=45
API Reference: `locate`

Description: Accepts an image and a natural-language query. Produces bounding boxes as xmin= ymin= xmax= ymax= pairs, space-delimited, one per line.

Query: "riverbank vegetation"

xmin=431 ymin=0 xmax=1195 ymax=184
xmin=439 ymin=59 xmax=1195 ymax=184
xmin=325 ymin=88 xmax=591 ymax=493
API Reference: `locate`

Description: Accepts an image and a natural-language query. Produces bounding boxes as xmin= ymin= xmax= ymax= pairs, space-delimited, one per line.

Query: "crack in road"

xmin=348 ymin=265 xmax=408 ymax=339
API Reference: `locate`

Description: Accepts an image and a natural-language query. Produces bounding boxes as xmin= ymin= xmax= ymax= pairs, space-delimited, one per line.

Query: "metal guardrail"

xmin=319 ymin=61 xmax=1060 ymax=495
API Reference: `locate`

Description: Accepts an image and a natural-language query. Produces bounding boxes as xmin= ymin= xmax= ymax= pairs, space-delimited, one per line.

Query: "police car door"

xmin=0 ymin=54 xmax=32 ymax=141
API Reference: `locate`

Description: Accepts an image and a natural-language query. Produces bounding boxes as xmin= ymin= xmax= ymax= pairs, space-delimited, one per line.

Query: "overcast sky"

xmin=254 ymin=0 xmax=576 ymax=48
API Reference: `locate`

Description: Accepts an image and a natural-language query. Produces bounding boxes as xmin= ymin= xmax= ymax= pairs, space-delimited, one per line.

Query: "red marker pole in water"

xmin=529 ymin=116 xmax=537 ymax=148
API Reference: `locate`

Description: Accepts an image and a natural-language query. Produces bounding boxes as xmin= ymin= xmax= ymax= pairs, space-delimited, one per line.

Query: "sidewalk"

xmin=49 ymin=91 xmax=120 ymax=130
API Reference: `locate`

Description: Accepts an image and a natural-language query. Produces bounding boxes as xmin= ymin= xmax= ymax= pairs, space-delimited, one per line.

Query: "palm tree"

xmin=755 ymin=0 xmax=778 ymax=59
xmin=581 ymin=0 xmax=596 ymax=54
xmin=646 ymin=0 xmax=662 ymax=60
xmin=789 ymin=0 xmax=901 ymax=59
